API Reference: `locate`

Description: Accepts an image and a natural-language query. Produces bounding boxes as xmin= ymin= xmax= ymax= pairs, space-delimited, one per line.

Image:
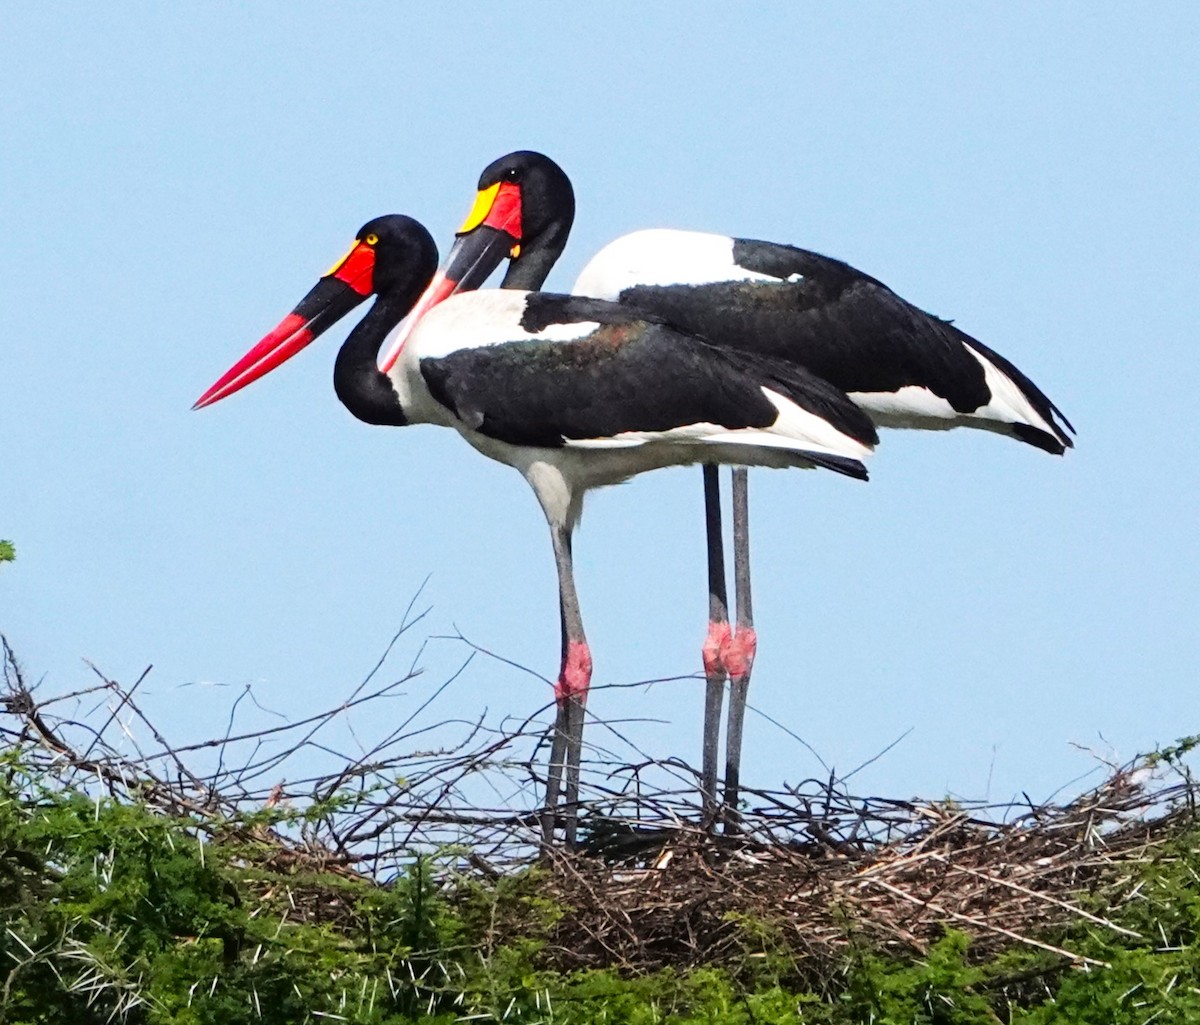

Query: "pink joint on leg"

xmin=555 ymin=640 xmax=593 ymax=704
xmin=720 ymin=627 xmax=758 ymax=681
xmin=702 ymin=620 xmax=732 ymax=678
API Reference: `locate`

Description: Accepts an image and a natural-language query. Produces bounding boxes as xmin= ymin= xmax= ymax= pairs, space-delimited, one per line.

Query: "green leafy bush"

xmin=2 ymin=746 xmax=1200 ymax=1025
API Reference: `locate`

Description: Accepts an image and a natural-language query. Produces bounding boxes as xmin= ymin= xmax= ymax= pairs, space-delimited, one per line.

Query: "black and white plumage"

xmin=394 ymin=289 xmax=876 ymax=493
xmin=194 ymin=214 xmax=876 ymax=845
xmin=573 ymin=229 xmax=1073 ymax=453
xmin=413 ymin=150 xmax=1074 ymax=830
xmin=419 ymin=293 xmax=874 ymax=481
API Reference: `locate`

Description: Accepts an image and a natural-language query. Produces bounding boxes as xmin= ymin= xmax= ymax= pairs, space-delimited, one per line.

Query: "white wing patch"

xmin=563 ymin=437 xmax=649 ymax=449
xmin=848 ymin=385 xmax=961 ymax=424
xmin=759 ymin=388 xmax=873 ymax=459
xmin=406 ymin=290 xmax=599 ymax=359
xmin=573 ymin=229 xmax=779 ymax=300
xmin=851 ymin=356 xmax=1059 ymax=439
xmin=564 ymin=422 xmax=726 ymax=449
xmin=562 ymin=388 xmax=872 ymax=461
xmin=963 ymin=343 xmax=1057 ymax=435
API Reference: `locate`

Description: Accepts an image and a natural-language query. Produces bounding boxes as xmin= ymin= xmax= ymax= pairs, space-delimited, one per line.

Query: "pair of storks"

xmin=196 ymin=151 xmax=1073 ymax=843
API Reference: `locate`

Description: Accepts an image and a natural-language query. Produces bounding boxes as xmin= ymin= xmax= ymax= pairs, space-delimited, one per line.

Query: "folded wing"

xmin=417 ymin=294 xmax=877 ymax=478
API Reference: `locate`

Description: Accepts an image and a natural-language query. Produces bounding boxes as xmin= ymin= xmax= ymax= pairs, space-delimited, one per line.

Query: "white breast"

xmin=383 ymin=290 xmax=603 ymax=428
xmin=406 ymin=290 xmax=599 ymax=358
xmin=572 ymin=229 xmax=778 ymax=300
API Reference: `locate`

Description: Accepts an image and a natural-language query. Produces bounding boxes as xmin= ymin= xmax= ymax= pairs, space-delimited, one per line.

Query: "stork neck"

xmin=500 ymin=218 xmax=571 ymax=291
xmin=333 ymin=292 xmax=412 ymax=426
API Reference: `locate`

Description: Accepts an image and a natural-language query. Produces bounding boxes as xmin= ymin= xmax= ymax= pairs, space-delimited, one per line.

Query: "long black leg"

xmin=541 ymin=522 xmax=591 ymax=846
xmin=723 ymin=467 xmax=757 ymax=834
xmin=700 ymin=465 xmax=729 ymax=821
xmin=541 ymin=635 xmax=570 ymax=843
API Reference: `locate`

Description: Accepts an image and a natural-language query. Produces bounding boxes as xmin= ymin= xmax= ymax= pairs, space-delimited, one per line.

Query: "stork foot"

xmin=702 ymin=620 xmax=732 ymax=679
xmin=720 ymin=626 xmax=757 ymax=682
xmin=554 ymin=640 xmax=593 ymax=705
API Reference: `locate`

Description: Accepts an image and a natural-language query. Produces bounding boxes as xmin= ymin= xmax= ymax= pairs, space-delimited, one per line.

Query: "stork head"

xmin=195 ymin=215 xmax=437 ymax=408
xmin=378 ymin=152 xmax=575 ymax=373
xmin=468 ymin=150 xmax=576 ymax=267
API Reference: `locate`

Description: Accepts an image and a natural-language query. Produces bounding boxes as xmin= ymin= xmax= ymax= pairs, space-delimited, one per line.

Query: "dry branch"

xmin=2 ymin=632 xmax=1196 ymax=982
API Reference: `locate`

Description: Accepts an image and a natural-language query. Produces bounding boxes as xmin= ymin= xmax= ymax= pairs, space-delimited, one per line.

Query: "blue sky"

xmin=2 ymin=6 xmax=1198 ymax=809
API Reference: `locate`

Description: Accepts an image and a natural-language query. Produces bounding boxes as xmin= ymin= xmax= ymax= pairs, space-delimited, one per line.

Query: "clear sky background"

xmin=2 ymin=6 xmax=1198 ymax=810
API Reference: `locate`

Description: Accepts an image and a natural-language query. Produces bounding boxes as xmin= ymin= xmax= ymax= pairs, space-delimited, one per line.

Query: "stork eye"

xmin=365 ymin=233 xmax=379 ymax=245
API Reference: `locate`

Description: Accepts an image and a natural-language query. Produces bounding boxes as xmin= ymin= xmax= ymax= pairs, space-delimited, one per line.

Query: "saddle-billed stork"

xmin=396 ymin=150 xmax=1075 ymax=827
xmin=195 ymin=213 xmax=878 ymax=843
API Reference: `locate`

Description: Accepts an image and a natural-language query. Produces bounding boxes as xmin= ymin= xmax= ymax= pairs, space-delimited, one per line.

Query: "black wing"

xmin=615 ymin=238 xmax=1073 ymax=451
xmin=418 ymin=294 xmax=876 ymax=468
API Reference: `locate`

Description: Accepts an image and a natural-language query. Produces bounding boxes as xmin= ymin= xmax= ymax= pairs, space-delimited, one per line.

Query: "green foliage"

xmin=831 ymin=932 xmax=999 ymax=1025
xmin=0 ymin=540 xmax=13 ymax=563
xmin=3 ymin=751 xmax=1200 ymax=1024
xmin=1151 ymin=734 xmax=1200 ymax=769
xmin=0 ymin=764 xmax=464 ymax=1024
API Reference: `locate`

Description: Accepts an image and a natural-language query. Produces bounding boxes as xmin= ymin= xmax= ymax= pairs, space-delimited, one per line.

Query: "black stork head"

xmin=478 ymin=150 xmax=575 ymax=285
xmin=195 ymin=215 xmax=438 ymax=409
xmin=377 ymin=152 xmax=574 ymax=373
xmin=456 ymin=150 xmax=575 ymax=288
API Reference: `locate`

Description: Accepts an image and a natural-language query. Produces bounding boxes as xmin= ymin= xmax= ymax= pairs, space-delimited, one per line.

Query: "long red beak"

xmin=194 ymin=242 xmax=376 ymax=409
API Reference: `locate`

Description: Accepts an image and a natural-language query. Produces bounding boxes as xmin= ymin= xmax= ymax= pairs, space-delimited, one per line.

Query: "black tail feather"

xmin=799 ymin=451 xmax=869 ymax=480
xmin=1011 ymin=423 xmax=1067 ymax=455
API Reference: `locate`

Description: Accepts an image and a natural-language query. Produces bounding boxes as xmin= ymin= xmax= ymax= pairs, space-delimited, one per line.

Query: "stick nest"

xmin=3 ymin=631 xmax=1195 ymax=980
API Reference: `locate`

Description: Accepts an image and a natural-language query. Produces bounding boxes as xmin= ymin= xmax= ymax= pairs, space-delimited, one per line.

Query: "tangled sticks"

xmin=2 ymin=633 xmax=1193 ymax=982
